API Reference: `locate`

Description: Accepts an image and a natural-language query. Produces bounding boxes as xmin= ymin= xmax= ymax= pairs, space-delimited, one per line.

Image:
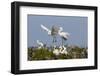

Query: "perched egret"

xmin=53 ymin=45 xmax=68 ymax=55
xmin=59 ymin=46 xmax=68 ymax=55
xmin=53 ymin=48 xmax=60 ymax=56
xmin=36 ymin=40 xmax=44 ymax=49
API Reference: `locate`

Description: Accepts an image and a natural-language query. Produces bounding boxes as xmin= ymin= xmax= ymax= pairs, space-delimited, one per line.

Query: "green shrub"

xmin=28 ymin=46 xmax=87 ymax=61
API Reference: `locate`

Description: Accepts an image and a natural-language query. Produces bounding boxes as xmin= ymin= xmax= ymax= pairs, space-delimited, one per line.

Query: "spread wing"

xmin=61 ymin=32 xmax=70 ymax=40
xmin=41 ymin=24 xmax=51 ymax=33
xmin=65 ymin=32 xmax=70 ymax=36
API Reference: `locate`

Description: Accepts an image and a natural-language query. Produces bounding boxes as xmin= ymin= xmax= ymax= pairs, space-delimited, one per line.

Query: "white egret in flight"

xmin=40 ymin=24 xmax=58 ymax=49
xmin=58 ymin=27 xmax=70 ymax=46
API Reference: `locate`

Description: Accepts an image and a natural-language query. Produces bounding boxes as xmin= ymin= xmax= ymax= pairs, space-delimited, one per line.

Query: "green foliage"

xmin=68 ymin=46 xmax=88 ymax=59
xmin=28 ymin=46 xmax=88 ymax=61
xmin=28 ymin=48 xmax=55 ymax=60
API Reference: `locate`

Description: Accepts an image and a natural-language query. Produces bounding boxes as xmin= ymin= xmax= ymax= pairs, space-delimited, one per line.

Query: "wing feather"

xmin=41 ymin=24 xmax=51 ymax=33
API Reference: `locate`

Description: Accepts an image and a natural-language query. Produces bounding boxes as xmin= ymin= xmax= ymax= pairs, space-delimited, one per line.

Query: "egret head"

xmin=59 ymin=27 xmax=63 ymax=32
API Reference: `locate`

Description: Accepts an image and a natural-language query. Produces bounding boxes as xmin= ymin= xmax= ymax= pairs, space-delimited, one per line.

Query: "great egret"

xmin=41 ymin=24 xmax=70 ymax=51
xmin=36 ymin=40 xmax=44 ymax=49
xmin=53 ymin=45 xmax=68 ymax=55
xmin=58 ymin=27 xmax=70 ymax=46
xmin=53 ymin=47 xmax=60 ymax=55
xmin=59 ymin=46 xmax=68 ymax=55
xmin=41 ymin=24 xmax=58 ymax=49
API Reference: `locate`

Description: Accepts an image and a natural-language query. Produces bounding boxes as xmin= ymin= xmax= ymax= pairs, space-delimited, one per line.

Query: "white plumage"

xmin=59 ymin=46 xmax=68 ymax=55
xmin=40 ymin=24 xmax=69 ymax=55
xmin=53 ymin=48 xmax=60 ymax=55
xmin=41 ymin=24 xmax=51 ymax=35
xmin=53 ymin=46 xmax=68 ymax=55
xmin=41 ymin=24 xmax=70 ymax=40
xmin=58 ymin=27 xmax=70 ymax=40
xmin=36 ymin=40 xmax=44 ymax=49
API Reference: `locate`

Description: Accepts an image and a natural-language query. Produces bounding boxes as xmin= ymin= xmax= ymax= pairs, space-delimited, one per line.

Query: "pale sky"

xmin=28 ymin=15 xmax=88 ymax=47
